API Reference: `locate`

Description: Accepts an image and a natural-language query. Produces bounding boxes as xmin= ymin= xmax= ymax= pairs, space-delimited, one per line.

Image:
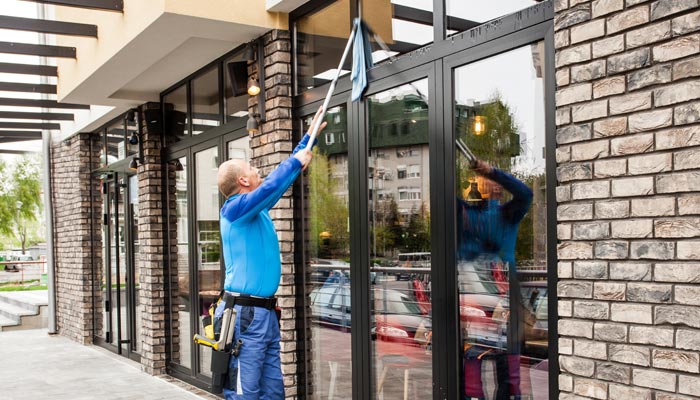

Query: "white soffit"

xmin=266 ymin=0 xmax=312 ymax=13
xmin=58 ymin=12 xmax=268 ymax=106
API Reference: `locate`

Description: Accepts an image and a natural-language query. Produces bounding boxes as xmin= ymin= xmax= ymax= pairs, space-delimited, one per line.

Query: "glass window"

xmin=295 ymin=0 xmax=352 ymax=94
xmin=105 ymin=120 xmax=124 ymax=164
xmin=224 ymin=52 xmax=250 ymax=122
xmin=227 ymin=135 xmax=251 ymax=161
xmin=367 ymin=79 xmax=432 ymax=399
xmin=171 ymin=156 xmax=190 ymax=369
xmin=362 ymin=0 xmax=434 ymax=64
xmin=453 ymin=41 xmax=548 ymax=399
xmin=192 ymin=66 xmax=221 ymax=135
xmin=195 ymin=147 xmax=221 ymax=376
xmin=303 ymin=105 xmax=352 ymax=399
xmin=445 ymin=0 xmax=539 ymax=36
xmin=163 ymin=84 xmax=189 ymax=142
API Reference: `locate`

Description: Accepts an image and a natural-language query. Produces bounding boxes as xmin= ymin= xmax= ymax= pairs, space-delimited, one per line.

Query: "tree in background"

xmin=0 ymin=155 xmax=43 ymax=254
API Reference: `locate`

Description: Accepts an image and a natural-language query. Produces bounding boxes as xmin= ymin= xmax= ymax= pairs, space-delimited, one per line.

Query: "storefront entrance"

xmin=296 ymin=3 xmax=556 ymax=398
xmin=96 ymin=173 xmax=142 ymax=361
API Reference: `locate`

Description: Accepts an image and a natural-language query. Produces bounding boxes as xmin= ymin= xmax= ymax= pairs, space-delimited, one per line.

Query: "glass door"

xmin=446 ymin=41 xmax=550 ymax=399
xmin=98 ymin=172 xmax=141 ymax=360
xmin=366 ymin=78 xmax=433 ymax=400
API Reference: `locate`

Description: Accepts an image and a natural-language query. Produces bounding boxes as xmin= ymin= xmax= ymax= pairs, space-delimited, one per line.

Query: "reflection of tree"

xmin=456 ymin=92 xmax=521 ymax=194
xmin=372 ymin=197 xmax=402 ymax=256
xmin=309 ymin=149 xmax=349 ymax=258
xmin=405 ymin=203 xmax=430 ymax=252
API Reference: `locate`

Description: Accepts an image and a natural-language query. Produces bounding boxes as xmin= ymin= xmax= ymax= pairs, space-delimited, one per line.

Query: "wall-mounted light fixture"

xmin=173 ymin=159 xmax=184 ymax=172
xmin=129 ymin=157 xmax=139 ymax=171
xmin=126 ymin=109 xmax=139 ymax=145
xmin=247 ymin=78 xmax=261 ymax=96
xmin=248 ymin=38 xmax=266 ymax=129
xmin=247 ymin=112 xmax=261 ymax=134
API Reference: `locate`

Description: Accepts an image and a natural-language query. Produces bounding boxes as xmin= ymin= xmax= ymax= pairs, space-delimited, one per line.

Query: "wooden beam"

xmin=18 ymin=0 xmax=123 ymax=12
xmin=0 ymin=122 xmax=60 ymax=130
xmin=0 ymin=111 xmax=74 ymax=121
xmin=0 ymin=41 xmax=76 ymax=58
xmin=0 ymin=62 xmax=58 ymax=76
xmin=0 ymin=97 xmax=89 ymax=109
xmin=0 ymin=16 xmax=97 ymax=37
xmin=0 ymin=130 xmax=43 ymax=139
xmin=0 ymin=82 xmax=57 ymax=94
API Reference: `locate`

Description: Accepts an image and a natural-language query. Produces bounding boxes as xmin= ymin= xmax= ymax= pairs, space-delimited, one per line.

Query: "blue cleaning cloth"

xmin=351 ymin=18 xmax=373 ymax=102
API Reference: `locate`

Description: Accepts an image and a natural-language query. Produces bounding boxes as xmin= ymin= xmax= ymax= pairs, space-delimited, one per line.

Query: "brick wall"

xmin=136 ymin=103 xmax=169 ymax=375
xmin=51 ymin=133 xmax=101 ymax=344
xmin=250 ymin=29 xmax=299 ymax=398
xmin=554 ymin=0 xmax=700 ymax=398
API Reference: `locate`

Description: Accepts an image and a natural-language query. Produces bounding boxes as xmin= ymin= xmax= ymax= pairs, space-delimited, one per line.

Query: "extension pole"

xmin=305 ymin=22 xmax=359 ymax=150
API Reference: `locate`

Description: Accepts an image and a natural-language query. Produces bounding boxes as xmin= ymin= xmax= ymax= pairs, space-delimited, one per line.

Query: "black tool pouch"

xmin=210 ymin=349 xmax=231 ymax=394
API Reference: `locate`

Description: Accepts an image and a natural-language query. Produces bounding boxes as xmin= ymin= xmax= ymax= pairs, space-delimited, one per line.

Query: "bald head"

xmin=218 ymin=159 xmax=246 ymax=198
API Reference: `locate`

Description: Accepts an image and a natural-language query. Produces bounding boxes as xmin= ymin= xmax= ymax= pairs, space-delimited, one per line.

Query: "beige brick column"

xmin=51 ymin=133 xmax=102 ymax=344
xmin=554 ymin=0 xmax=700 ymax=398
xmin=249 ymin=29 xmax=298 ymax=398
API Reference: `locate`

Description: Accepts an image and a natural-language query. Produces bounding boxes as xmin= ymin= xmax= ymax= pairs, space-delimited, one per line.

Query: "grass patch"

xmin=0 ymin=284 xmax=47 ymax=292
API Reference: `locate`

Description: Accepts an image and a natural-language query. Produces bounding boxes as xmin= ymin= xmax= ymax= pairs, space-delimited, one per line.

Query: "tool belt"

xmin=224 ymin=292 xmax=277 ymax=310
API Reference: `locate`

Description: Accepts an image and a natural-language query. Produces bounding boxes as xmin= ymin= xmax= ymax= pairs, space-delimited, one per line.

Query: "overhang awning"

xmin=0 ymin=0 xmax=119 ymax=150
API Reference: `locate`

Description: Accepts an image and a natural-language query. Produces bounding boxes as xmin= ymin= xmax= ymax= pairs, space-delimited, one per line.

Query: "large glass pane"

xmin=454 ymin=42 xmax=548 ymax=399
xmin=117 ymin=176 xmax=132 ymax=352
xmin=192 ymin=66 xmax=221 ymax=135
xmin=362 ymin=0 xmax=434 ymax=64
xmin=129 ymin=175 xmax=142 ymax=354
xmin=105 ymin=120 xmax=124 ymax=164
xmin=100 ymin=180 xmax=113 ymax=342
xmin=224 ymin=53 xmax=250 ymax=123
xmin=303 ymin=105 xmax=352 ymax=399
xmin=172 ymin=156 xmax=190 ymax=368
xmin=295 ymin=0 xmax=352 ymax=94
xmin=163 ymin=84 xmax=189 ymax=141
xmin=445 ymin=0 xmax=539 ymax=36
xmin=368 ymin=79 xmax=432 ymax=399
xmin=195 ymin=147 xmax=221 ymax=376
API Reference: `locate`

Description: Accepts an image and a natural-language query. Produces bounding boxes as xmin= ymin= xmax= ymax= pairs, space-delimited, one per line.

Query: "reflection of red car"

xmin=374 ymin=288 xmax=431 ymax=347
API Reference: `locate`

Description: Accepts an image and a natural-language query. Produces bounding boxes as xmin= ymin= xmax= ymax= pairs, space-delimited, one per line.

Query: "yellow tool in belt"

xmin=194 ymin=294 xmax=237 ymax=351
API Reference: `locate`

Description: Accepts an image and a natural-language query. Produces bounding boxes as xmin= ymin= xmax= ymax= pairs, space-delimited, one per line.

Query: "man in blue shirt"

xmin=215 ymin=108 xmax=326 ymax=399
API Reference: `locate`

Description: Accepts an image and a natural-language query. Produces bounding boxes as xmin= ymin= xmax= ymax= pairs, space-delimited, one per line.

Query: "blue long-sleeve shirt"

xmin=457 ymin=168 xmax=533 ymax=269
xmin=220 ymin=135 xmax=311 ymax=297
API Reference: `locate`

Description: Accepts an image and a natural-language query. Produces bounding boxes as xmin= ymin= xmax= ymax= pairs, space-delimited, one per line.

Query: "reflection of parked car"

xmin=309 ymin=283 xmax=431 ymax=347
xmin=458 ymin=266 xmax=549 ymax=358
xmin=4 ymin=254 xmax=35 ymax=272
xmin=392 ymin=252 xmax=431 ymax=280
xmin=374 ymin=288 xmax=432 ymax=346
xmin=309 ymin=259 xmax=377 ymax=284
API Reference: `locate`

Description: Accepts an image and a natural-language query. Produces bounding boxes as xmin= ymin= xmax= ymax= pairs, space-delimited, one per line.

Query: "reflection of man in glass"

xmin=457 ymin=159 xmax=532 ymax=400
xmin=215 ymin=108 xmax=325 ymax=399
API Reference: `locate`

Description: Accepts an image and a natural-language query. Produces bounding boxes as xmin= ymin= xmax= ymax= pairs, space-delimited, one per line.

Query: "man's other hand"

xmin=294 ymin=149 xmax=313 ymax=170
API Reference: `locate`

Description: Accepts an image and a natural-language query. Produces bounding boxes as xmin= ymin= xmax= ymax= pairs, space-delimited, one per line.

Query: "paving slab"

xmin=0 ymin=329 xmax=218 ymax=400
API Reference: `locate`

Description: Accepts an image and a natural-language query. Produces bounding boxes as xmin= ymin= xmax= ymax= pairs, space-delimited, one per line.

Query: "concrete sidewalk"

xmin=0 ymin=329 xmax=219 ymax=400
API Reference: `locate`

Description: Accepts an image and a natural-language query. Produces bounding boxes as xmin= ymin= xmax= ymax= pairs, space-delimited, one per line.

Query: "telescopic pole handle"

xmin=306 ymin=23 xmax=358 ymax=150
